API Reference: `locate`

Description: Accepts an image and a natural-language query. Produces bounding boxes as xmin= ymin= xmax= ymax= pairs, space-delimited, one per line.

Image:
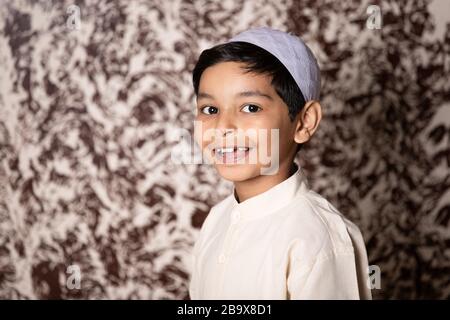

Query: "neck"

xmin=234 ymin=161 xmax=297 ymax=203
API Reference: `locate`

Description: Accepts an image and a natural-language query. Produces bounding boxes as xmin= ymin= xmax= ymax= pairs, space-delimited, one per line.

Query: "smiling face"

xmin=194 ymin=61 xmax=299 ymax=182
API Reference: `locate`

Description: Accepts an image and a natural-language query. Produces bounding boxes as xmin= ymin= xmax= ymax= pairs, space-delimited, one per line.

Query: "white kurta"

xmin=189 ymin=164 xmax=372 ymax=300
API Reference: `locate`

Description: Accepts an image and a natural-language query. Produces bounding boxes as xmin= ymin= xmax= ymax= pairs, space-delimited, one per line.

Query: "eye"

xmin=200 ymin=105 xmax=218 ymax=115
xmin=241 ymin=104 xmax=261 ymax=113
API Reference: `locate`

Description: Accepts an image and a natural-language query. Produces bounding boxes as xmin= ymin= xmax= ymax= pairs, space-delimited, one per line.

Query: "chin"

xmin=215 ymin=164 xmax=260 ymax=182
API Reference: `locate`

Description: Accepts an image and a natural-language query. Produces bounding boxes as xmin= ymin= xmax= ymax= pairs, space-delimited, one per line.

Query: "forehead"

xmin=199 ymin=61 xmax=275 ymax=94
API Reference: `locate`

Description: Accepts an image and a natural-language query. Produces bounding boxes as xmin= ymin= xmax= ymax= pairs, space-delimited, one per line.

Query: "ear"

xmin=293 ymin=100 xmax=322 ymax=144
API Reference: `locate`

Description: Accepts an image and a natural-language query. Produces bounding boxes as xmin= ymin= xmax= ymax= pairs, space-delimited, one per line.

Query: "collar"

xmin=229 ymin=162 xmax=310 ymax=222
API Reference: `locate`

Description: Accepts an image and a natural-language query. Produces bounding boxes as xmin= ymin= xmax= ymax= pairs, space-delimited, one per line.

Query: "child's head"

xmin=192 ymin=27 xmax=322 ymax=182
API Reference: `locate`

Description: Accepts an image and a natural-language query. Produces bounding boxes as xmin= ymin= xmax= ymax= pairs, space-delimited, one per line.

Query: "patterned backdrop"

xmin=0 ymin=0 xmax=449 ymax=299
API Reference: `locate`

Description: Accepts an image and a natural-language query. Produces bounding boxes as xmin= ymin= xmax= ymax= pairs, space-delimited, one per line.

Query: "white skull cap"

xmin=227 ymin=27 xmax=321 ymax=101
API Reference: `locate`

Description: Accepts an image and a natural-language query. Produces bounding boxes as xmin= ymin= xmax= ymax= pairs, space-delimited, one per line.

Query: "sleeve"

xmin=287 ymin=249 xmax=368 ymax=299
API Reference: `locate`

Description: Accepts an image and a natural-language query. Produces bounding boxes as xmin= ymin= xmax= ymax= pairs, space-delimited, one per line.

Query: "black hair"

xmin=192 ymin=41 xmax=306 ymax=153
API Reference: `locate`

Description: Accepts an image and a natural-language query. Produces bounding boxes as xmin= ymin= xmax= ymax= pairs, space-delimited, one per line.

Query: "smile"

xmin=215 ymin=147 xmax=250 ymax=154
xmin=213 ymin=146 xmax=252 ymax=164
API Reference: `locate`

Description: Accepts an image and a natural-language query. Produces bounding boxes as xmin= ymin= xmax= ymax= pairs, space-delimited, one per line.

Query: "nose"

xmin=215 ymin=110 xmax=237 ymax=138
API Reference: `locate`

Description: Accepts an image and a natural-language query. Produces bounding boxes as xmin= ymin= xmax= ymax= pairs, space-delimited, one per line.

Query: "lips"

xmin=213 ymin=146 xmax=252 ymax=164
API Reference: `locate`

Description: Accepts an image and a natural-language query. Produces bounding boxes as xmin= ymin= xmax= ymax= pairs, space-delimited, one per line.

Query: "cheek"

xmin=250 ymin=117 xmax=283 ymax=148
xmin=254 ymin=119 xmax=293 ymax=156
xmin=194 ymin=120 xmax=217 ymax=150
xmin=194 ymin=120 xmax=207 ymax=148
xmin=276 ymin=119 xmax=295 ymax=146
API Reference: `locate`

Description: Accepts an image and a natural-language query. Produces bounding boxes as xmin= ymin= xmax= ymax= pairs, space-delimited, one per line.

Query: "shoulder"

xmin=194 ymin=193 xmax=234 ymax=244
xmin=205 ymin=193 xmax=235 ymax=226
xmin=282 ymin=189 xmax=364 ymax=261
xmin=210 ymin=193 xmax=235 ymax=215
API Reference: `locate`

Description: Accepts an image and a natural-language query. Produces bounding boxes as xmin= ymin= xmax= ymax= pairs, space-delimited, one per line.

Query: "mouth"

xmin=213 ymin=146 xmax=252 ymax=164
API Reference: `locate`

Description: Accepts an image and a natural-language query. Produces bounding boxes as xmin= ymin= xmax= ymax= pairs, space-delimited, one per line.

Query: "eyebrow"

xmin=197 ymin=90 xmax=274 ymax=101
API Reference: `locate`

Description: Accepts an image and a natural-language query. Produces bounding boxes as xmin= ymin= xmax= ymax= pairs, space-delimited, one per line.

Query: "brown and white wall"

xmin=0 ymin=0 xmax=449 ymax=299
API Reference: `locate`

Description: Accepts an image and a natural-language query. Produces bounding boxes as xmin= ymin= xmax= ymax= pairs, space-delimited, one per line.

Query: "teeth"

xmin=218 ymin=147 xmax=234 ymax=154
xmin=216 ymin=147 xmax=250 ymax=154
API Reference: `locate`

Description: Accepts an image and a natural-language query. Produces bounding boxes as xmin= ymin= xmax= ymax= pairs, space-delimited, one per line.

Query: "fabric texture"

xmin=189 ymin=163 xmax=372 ymax=299
xmin=228 ymin=26 xmax=321 ymax=101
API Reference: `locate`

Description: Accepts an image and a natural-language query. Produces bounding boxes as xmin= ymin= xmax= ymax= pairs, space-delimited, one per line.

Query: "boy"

xmin=189 ymin=27 xmax=372 ymax=299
